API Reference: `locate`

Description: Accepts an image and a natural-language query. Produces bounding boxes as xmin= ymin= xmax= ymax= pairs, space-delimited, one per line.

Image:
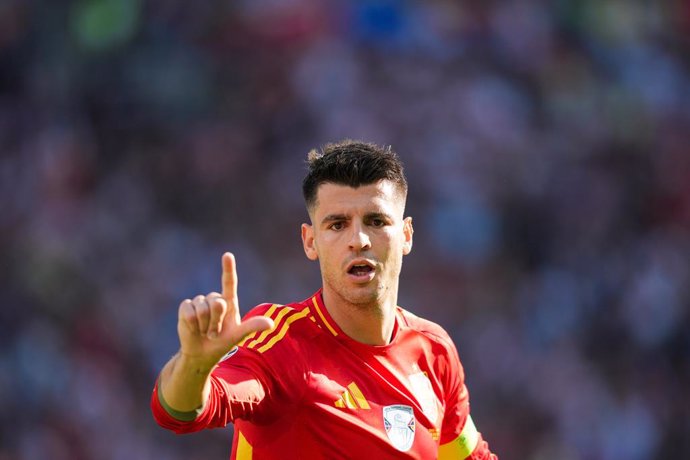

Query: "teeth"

xmin=350 ymin=263 xmax=372 ymax=272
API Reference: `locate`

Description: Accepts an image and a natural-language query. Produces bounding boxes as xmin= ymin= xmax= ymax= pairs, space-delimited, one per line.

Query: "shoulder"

xmin=239 ymin=300 xmax=314 ymax=354
xmin=397 ymin=307 xmax=458 ymax=354
xmin=242 ymin=301 xmax=310 ymax=322
xmin=398 ymin=307 xmax=466 ymax=385
xmin=245 ymin=300 xmax=311 ymax=319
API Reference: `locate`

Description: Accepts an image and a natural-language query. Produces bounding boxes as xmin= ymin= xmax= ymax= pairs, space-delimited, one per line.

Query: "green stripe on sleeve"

xmin=157 ymin=378 xmax=204 ymax=422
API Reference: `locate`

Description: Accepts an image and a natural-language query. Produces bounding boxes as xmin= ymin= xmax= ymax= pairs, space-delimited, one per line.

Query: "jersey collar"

xmin=305 ymin=289 xmax=403 ymax=350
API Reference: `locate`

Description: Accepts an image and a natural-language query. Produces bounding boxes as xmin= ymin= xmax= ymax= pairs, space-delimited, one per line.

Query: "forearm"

xmin=159 ymin=351 xmax=218 ymax=415
xmin=152 ymin=252 xmax=275 ymax=430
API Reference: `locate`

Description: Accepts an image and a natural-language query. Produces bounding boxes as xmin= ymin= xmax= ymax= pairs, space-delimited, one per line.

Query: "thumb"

xmin=235 ymin=316 xmax=274 ymax=343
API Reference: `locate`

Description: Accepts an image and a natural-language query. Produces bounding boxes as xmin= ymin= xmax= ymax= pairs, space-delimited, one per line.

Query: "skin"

xmin=159 ymin=253 xmax=274 ymax=412
xmin=301 ymin=180 xmax=413 ymax=345
xmin=159 ymin=179 xmax=413 ymax=412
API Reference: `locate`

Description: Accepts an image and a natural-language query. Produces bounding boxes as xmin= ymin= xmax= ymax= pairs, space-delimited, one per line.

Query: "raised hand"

xmin=177 ymin=252 xmax=274 ymax=367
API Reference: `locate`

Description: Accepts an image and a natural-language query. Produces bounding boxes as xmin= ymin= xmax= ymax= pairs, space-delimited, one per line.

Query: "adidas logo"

xmin=334 ymin=382 xmax=370 ymax=410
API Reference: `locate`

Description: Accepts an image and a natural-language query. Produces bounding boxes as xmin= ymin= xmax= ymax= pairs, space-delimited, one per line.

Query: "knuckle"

xmin=192 ymin=296 xmax=211 ymax=315
xmin=183 ymin=308 xmax=197 ymax=324
xmin=210 ymin=300 xmax=226 ymax=314
xmin=179 ymin=301 xmax=193 ymax=317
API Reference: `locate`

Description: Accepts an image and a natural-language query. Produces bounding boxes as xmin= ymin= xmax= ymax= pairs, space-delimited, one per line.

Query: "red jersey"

xmin=152 ymin=290 xmax=497 ymax=459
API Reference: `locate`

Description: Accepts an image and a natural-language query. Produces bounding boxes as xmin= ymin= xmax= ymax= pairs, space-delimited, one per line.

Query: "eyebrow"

xmin=364 ymin=212 xmax=393 ymax=222
xmin=321 ymin=214 xmax=349 ymax=225
xmin=320 ymin=212 xmax=393 ymax=225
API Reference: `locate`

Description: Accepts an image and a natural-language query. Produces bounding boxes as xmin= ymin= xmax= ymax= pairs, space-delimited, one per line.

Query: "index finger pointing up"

xmin=221 ymin=252 xmax=238 ymax=303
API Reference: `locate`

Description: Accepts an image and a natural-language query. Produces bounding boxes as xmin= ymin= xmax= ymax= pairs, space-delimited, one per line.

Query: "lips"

xmin=349 ymin=265 xmax=374 ymax=275
xmin=346 ymin=259 xmax=376 ymax=279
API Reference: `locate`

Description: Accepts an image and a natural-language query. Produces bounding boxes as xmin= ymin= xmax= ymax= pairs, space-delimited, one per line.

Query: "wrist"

xmin=176 ymin=351 xmax=219 ymax=376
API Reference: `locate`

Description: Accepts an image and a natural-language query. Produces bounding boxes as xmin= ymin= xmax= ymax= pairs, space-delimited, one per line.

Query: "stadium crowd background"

xmin=1 ymin=1 xmax=689 ymax=459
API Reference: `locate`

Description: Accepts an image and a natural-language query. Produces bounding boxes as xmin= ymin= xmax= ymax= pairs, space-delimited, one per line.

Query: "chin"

xmin=343 ymin=286 xmax=383 ymax=307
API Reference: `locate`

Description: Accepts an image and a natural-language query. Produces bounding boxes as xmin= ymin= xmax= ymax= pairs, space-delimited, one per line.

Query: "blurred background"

xmin=1 ymin=0 xmax=689 ymax=459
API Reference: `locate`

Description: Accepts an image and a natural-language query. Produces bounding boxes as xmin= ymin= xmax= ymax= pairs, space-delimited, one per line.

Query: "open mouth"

xmin=348 ymin=264 xmax=374 ymax=276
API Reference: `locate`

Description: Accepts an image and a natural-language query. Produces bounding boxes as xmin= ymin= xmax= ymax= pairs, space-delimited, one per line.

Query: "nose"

xmin=348 ymin=223 xmax=371 ymax=251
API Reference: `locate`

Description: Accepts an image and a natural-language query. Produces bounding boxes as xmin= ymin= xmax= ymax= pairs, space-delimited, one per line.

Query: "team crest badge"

xmin=382 ymin=405 xmax=415 ymax=451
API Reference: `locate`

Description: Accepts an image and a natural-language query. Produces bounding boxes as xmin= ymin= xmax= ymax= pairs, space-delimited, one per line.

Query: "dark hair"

xmin=302 ymin=139 xmax=408 ymax=212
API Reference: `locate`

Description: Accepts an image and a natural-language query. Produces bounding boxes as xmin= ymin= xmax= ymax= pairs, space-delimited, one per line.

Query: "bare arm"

xmin=158 ymin=252 xmax=274 ymax=414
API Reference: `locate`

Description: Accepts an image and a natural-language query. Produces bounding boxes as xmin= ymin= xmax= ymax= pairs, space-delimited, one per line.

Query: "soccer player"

xmin=151 ymin=141 xmax=498 ymax=459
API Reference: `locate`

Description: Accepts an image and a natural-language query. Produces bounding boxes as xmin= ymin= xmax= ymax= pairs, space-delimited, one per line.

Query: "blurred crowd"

xmin=1 ymin=0 xmax=689 ymax=459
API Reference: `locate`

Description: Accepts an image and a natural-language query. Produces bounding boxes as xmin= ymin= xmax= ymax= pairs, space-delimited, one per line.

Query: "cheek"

xmin=386 ymin=234 xmax=407 ymax=263
xmin=383 ymin=229 xmax=404 ymax=249
xmin=314 ymin=237 xmax=337 ymax=266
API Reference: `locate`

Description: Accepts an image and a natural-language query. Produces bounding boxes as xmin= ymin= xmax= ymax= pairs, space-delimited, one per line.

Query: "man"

xmin=152 ymin=140 xmax=498 ymax=459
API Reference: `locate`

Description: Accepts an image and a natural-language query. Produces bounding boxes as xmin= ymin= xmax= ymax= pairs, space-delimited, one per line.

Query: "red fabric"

xmin=151 ymin=290 xmax=497 ymax=459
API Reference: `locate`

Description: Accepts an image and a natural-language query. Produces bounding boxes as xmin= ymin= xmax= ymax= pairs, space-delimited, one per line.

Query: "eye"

xmin=371 ymin=218 xmax=385 ymax=227
xmin=330 ymin=221 xmax=344 ymax=231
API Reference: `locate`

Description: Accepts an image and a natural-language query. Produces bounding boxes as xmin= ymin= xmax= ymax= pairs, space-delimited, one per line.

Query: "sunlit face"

xmin=301 ymin=180 xmax=413 ymax=308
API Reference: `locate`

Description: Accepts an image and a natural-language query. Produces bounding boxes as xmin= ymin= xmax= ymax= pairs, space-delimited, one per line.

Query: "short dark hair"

xmin=302 ymin=140 xmax=408 ymax=212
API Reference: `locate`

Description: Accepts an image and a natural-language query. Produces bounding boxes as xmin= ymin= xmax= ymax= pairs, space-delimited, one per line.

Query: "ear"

xmin=402 ymin=216 xmax=414 ymax=255
xmin=301 ymin=223 xmax=319 ymax=260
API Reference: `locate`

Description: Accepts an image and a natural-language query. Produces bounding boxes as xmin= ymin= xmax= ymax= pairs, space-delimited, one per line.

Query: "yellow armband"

xmin=438 ymin=414 xmax=479 ymax=459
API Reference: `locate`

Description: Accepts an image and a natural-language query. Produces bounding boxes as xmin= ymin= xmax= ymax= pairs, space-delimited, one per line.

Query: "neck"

xmin=321 ymin=287 xmax=398 ymax=346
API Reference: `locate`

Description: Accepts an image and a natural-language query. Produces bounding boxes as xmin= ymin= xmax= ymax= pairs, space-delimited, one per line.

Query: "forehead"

xmin=312 ymin=180 xmax=405 ymax=217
